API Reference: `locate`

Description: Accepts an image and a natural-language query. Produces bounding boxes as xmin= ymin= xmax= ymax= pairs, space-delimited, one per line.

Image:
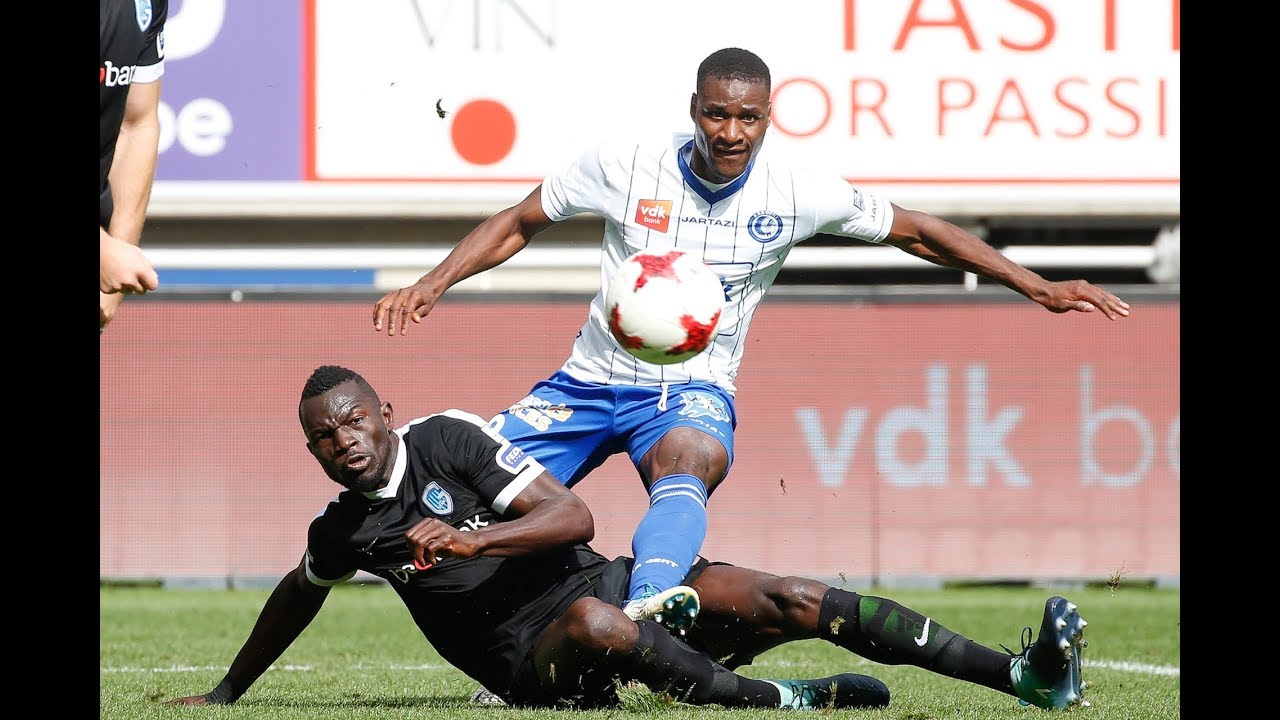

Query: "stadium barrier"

xmin=100 ymin=295 xmax=1179 ymax=589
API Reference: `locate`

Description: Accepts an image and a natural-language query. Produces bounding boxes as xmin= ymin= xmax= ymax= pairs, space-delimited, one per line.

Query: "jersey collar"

xmin=363 ymin=432 xmax=408 ymax=501
xmin=677 ymin=139 xmax=755 ymax=206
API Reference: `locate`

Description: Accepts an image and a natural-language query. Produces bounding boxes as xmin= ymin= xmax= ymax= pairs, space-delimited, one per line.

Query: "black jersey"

xmin=304 ymin=409 xmax=615 ymax=699
xmin=100 ymin=0 xmax=167 ymax=199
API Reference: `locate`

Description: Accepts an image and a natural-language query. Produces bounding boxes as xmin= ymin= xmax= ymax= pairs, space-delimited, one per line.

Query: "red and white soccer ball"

xmin=605 ymin=250 xmax=724 ymax=365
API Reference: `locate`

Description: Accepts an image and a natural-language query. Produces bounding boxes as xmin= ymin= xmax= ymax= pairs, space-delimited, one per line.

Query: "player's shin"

xmin=618 ymin=620 xmax=781 ymax=707
xmin=817 ymin=588 xmax=1013 ymax=693
xmin=627 ymin=474 xmax=707 ymax=601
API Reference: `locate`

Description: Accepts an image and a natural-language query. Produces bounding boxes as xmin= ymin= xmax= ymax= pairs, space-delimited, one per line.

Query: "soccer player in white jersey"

xmin=373 ymin=48 xmax=1130 ymax=639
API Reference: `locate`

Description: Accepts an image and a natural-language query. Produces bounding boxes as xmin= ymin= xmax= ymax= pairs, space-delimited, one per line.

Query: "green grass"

xmin=101 ymin=584 xmax=1179 ymax=719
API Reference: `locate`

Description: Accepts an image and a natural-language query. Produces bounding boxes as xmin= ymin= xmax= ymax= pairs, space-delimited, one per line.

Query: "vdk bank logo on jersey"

xmin=747 ymin=211 xmax=784 ymax=243
xmin=635 ymin=199 xmax=673 ymax=233
xmin=422 ymin=482 xmax=454 ymax=515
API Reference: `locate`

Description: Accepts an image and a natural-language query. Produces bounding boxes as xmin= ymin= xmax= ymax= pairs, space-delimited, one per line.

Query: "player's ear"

xmin=689 ymin=92 xmax=697 ymax=120
xmin=381 ymin=401 xmax=394 ymax=428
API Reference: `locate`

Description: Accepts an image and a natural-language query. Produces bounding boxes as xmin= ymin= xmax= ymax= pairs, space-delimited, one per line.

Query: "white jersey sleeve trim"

xmin=130 ymin=59 xmax=164 ymax=84
xmin=491 ymin=459 xmax=545 ymax=515
xmin=432 ymin=408 xmax=548 ymax=515
xmin=304 ymin=551 xmax=355 ymax=587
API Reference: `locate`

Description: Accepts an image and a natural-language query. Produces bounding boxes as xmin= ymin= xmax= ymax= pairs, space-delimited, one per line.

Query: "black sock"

xmin=621 ymin=620 xmax=783 ymax=707
xmin=817 ymin=588 xmax=1014 ymax=694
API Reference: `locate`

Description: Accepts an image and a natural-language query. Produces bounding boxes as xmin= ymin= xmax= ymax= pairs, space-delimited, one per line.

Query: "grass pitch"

xmin=101 ymin=583 xmax=1179 ymax=719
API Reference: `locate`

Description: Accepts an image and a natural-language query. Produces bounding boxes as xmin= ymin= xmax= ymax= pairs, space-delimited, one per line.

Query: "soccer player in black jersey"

xmin=100 ymin=0 xmax=167 ymax=330
xmin=170 ymin=365 xmax=1089 ymax=711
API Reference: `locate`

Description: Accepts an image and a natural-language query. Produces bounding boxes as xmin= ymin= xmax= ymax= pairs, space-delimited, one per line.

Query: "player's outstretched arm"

xmin=882 ymin=204 xmax=1131 ymax=320
xmin=168 ymin=561 xmax=331 ymax=706
xmin=373 ymin=185 xmax=557 ymax=337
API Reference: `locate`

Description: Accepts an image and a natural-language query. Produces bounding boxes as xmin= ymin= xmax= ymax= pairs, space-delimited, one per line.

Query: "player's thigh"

xmin=622 ymin=383 xmax=736 ymax=488
xmin=488 ymin=374 xmax=624 ymax=486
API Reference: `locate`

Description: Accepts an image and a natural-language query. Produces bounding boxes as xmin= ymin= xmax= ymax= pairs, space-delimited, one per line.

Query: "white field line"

xmin=1083 ymin=659 xmax=1180 ymax=677
xmin=100 ymin=658 xmax=1178 ymax=677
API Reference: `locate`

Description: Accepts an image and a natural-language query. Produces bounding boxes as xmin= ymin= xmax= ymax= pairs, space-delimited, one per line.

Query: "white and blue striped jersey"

xmin=540 ymin=132 xmax=895 ymax=394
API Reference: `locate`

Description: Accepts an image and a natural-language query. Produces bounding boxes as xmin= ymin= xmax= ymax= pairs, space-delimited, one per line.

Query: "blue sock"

xmin=627 ymin=474 xmax=708 ymax=602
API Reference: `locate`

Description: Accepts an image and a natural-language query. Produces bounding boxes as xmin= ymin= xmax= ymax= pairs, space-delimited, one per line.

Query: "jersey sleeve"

xmin=304 ymin=511 xmax=358 ymax=587
xmin=540 ymin=141 xmax=630 ymax=221
xmin=803 ymin=170 xmax=895 ymax=243
xmin=131 ymin=0 xmax=167 ymax=84
xmin=430 ymin=411 xmax=548 ymax=515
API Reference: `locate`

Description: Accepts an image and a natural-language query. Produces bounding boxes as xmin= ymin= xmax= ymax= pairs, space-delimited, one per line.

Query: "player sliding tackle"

xmin=170 ymin=366 xmax=1091 ymax=711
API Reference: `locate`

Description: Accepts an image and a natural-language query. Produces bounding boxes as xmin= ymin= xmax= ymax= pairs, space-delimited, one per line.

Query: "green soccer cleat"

xmin=764 ymin=673 xmax=890 ymax=710
xmin=622 ymin=584 xmax=700 ymax=637
xmin=1008 ymin=596 xmax=1090 ymax=710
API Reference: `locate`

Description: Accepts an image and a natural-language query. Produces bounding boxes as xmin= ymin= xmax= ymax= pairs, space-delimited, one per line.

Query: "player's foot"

xmin=1008 ymin=596 xmax=1089 ymax=710
xmin=622 ymin=584 xmax=700 ymax=637
xmin=764 ymin=673 xmax=890 ymax=710
xmin=468 ymin=686 xmax=506 ymax=706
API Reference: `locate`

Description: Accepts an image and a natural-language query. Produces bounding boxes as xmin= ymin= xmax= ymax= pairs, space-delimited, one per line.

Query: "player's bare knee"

xmin=560 ymin=598 xmax=639 ymax=654
xmin=640 ymin=430 xmax=729 ymax=485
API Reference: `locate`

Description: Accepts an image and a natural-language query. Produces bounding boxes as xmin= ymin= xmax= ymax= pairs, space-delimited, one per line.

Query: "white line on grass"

xmin=1084 ymin=659 xmax=1180 ymax=677
xmin=101 ymin=659 xmax=1178 ymax=678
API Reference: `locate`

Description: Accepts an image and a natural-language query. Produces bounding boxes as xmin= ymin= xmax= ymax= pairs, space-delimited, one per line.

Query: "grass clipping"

xmin=614 ymin=680 xmax=688 ymax=712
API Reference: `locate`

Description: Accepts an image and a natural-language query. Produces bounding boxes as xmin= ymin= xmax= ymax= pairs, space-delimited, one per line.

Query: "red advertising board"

xmin=100 ymin=299 xmax=1178 ymax=583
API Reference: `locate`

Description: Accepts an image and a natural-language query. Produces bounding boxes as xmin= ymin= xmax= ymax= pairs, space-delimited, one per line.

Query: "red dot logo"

xmin=450 ymin=99 xmax=517 ymax=166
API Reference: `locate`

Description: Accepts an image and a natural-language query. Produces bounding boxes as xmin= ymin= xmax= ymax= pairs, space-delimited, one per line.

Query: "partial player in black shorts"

xmin=100 ymin=0 xmax=167 ymax=324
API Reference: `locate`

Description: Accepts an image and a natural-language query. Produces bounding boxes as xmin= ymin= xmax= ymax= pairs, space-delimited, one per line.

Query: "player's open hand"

xmin=167 ymin=694 xmax=211 ymax=705
xmin=373 ymin=283 xmax=439 ymax=337
xmin=405 ymin=517 xmax=480 ymax=568
xmin=1038 ymin=279 xmax=1131 ymax=320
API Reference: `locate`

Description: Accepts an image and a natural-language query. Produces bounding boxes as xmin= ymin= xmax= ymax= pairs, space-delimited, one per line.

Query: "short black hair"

xmin=301 ymin=365 xmax=375 ymax=402
xmin=697 ymin=47 xmax=771 ymax=93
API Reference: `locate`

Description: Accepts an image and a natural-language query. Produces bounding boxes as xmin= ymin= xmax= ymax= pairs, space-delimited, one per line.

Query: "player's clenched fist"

xmin=101 ymin=232 xmax=159 ymax=294
xmin=405 ymin=517 xmax=480 ymax=569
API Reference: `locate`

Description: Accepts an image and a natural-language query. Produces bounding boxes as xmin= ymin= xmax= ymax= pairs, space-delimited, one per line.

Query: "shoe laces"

xmin=787 ymin=681 xmax=819 ymax=709
xmin=1000 ymin=625 xmax=1034 ymax=659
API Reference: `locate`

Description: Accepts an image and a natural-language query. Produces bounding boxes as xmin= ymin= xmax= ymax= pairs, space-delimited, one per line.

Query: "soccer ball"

xmin=605 ymin=250 xmax=724 ymax=365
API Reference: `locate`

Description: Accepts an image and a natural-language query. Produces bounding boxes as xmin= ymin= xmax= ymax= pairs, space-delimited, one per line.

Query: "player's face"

xmin=301 ymin=382 xmax=397 ymax=494
xmin=689 ymin=76 xmax=771 ymax=183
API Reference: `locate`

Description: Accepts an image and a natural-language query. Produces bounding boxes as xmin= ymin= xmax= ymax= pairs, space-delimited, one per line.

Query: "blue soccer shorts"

xmin=487 ymin=370 xmax=737 ymax=488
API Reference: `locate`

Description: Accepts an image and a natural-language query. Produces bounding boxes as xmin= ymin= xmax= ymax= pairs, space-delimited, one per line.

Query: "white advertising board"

xmin=311 ymin=0 xmax=1178 ymax=204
